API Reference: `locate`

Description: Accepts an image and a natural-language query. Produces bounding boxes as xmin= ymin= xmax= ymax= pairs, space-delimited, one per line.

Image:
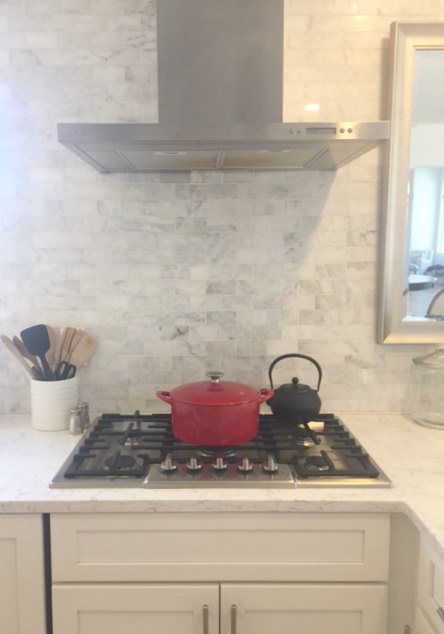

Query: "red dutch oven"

xmin=156 ymin=371 xmax=273 ymax=446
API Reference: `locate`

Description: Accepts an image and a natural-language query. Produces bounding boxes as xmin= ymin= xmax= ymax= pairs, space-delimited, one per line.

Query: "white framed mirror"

xmin=378 ymin=22 xmax=444 ymax=343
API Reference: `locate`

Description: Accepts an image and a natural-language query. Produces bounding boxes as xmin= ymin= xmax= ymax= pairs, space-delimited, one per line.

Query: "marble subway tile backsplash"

xmin=1 ymin=0 xmax=443 ymax=416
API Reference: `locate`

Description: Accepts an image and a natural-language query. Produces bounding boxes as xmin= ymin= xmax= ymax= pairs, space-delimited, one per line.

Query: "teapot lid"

xmin=288 ymin=377 xmax=313 ymax=392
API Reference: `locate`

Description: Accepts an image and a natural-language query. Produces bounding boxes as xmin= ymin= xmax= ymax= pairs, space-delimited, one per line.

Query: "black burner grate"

xmin=60 ymin=412 xmax=380 ymax=481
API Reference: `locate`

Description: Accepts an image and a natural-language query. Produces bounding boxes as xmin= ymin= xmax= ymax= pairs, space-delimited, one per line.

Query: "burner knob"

xmin=186 ymin=456 xmax=202 ymax=472
xmin=262 ymin=454 xmax=279 ymax=474
xmin=237 ymin=457 xmax=253 ymax=473
xmin=212 ymin=456 xmax=228 ymax=471
xmin=160 ymin=453 xmax=177 ymax=473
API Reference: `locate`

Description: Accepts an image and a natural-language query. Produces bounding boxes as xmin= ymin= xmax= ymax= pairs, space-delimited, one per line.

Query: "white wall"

xmin=2 ymin=0 xmax=444 ymax=416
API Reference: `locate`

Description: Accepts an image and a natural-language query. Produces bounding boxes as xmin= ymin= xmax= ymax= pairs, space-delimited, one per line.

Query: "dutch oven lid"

xmin=170 ymin=371 xmax=261 ymax=406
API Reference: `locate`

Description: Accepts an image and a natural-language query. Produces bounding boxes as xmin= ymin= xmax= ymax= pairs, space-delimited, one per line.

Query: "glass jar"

xmin=409 ymin=346 xmax=444 ymax=428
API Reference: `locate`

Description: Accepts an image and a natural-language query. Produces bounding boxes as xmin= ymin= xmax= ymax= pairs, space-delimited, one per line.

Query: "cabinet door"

xmin=417 ymin=538 xmax=444 ymax=634
xmin=221 ymin=584 xmax=387 ymax=634
xmin=0 ymin=514 xmax=46 ymax=634
xmin=53 ymin=584 xmax=218 ymax=634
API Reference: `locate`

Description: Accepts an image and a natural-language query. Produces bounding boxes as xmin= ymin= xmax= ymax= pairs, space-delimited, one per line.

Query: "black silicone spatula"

xmin=20 ymin=324 xmax=55 ymax=380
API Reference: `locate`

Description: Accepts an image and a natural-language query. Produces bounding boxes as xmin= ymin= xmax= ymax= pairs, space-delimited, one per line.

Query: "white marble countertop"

xmin=1 ymin=413 xmax=443 ymax=553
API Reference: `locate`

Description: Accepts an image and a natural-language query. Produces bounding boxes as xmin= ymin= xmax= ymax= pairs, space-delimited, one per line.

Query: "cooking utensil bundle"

xmin=1 ymin=324 xmax=97 ymax=381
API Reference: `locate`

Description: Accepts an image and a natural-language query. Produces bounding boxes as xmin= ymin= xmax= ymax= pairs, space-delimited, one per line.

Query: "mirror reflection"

xmin=378 ymin=23 xmax=444 ymax=343
xmin=407 ymin=50 xmax=444 ymax=320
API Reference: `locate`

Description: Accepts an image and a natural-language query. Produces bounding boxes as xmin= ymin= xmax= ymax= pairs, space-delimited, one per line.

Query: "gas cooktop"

xmin=50 ymin=412 xmax=392 ymax=489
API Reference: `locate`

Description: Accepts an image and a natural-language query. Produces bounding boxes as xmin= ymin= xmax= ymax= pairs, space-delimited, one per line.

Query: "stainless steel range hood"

xmin=57 ymin=0 xmax=390 ymax=173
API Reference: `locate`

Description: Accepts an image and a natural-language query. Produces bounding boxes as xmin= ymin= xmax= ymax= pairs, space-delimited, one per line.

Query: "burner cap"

xmin=104 ymin=454 xmax=138 ymax=473
xmin=197 ymin=447 xmax=236 ymax=459
xmin=304 ymin=455 xmax=330 ymax=472
xmin=124 ymin=435 xmax=144 ymax=447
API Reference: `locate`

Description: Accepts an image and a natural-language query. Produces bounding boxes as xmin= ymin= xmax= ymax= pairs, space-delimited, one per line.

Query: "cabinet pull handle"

xmin=231 ymin=604 xmax=238 ymax=634
xmin=203 ymin=604 xmax=209 ymax=634
xmin=437 ymin=606 xmax=444 ymax=622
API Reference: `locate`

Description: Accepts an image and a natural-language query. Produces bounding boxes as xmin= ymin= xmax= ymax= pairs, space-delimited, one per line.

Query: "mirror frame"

xmin=378 ymin=22 xmax=444 ymax=344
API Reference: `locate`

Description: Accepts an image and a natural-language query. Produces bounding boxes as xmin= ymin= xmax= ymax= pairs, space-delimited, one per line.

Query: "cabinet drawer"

xmin=51 ymin=512 xmax=390 ymax=583
xmin=417 ymin=537 xmax=444 ymax=634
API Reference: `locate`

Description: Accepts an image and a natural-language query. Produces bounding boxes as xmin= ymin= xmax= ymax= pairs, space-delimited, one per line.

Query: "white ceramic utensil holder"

xmin=30 ymin=375 xmax=79 ymax=431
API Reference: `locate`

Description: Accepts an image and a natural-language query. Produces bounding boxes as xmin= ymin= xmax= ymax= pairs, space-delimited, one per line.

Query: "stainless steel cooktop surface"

xmin=50 ymin=412 xmax=392 ymax=489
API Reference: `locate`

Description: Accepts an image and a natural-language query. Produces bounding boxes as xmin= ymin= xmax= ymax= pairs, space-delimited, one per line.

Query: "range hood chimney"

xmin=57 ymin=0 xmax=390 ymax=172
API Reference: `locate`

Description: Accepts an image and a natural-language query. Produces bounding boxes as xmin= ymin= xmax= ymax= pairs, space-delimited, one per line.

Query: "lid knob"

xmin=206 ymin=371 xmax=224 ymax=384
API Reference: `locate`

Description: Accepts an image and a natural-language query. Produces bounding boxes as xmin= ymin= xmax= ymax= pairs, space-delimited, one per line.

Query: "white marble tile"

xmin=2 ymin=0 xmax=444 ymax=414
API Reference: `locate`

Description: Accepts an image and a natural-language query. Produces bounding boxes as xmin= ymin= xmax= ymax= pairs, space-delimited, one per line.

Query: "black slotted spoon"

xmin=20 ymin=324 xmax=55 ymax=380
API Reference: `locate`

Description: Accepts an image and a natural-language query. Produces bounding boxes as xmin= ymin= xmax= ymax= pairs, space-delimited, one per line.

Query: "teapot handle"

xmin=268 ymin=353 xmax=322 ymax=391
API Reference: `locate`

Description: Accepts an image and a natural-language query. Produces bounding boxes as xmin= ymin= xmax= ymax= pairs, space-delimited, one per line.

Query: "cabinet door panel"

xmin=51 ymin=512 xmax=390 ymax=582
xmin=0 ymin=515 xmax=46 ymax=634
xmin=53 ymin=584 xmax=218 ymax=634
xmin=418 ymin=538 xmax=444 ymax=634
xmin=221 ymin=584 xmax=387 ymax=634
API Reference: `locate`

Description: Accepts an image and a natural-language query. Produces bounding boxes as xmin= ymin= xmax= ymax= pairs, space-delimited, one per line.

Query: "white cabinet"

xmin=0 ymin=514 xmax=46 ymax=634
xmin=416 ymin=536 xmax=444 ymax=634
xmin=51 ymin=512 xmax=390 ymax=634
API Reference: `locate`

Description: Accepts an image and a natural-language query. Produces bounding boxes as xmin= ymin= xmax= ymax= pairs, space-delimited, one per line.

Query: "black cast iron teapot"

xmin=266 ymin=353 xmax=322 ymax=422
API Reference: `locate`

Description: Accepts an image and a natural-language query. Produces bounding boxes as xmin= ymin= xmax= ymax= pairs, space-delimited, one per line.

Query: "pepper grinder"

xmin=409 ymin=346 xmax=444 ymax=428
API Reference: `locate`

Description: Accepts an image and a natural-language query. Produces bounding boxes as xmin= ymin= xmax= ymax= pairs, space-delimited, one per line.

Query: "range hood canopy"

xmin=58 ymin=0 xmax=390 ymax=173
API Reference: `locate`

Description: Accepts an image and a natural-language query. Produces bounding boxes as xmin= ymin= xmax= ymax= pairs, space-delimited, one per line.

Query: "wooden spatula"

xmin=68 ymin=334 xmax=97 ymax=370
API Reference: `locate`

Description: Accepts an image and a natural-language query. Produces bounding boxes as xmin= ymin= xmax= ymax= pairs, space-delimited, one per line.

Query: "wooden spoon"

xmin=13 ymin=336 xmax=40 ymax=368
xmin=66 ymin=328 xmax=86 ymax=361
xmin=1 ymin=335 xmax=34 ymax=377
xmin=57 ymin=327 xmax=77 ymax=365
xmin=45 ymin=325 xmax=58 ymax=371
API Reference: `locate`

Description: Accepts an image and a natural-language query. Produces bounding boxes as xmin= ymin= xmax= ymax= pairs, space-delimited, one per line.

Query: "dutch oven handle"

xmin=156 ymin=390 xmax=173 ymax=404
xmin=258 ymin=388 xmax=274 ymax=403
xmin=268 ymin=353 xmax=323 ymax=391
